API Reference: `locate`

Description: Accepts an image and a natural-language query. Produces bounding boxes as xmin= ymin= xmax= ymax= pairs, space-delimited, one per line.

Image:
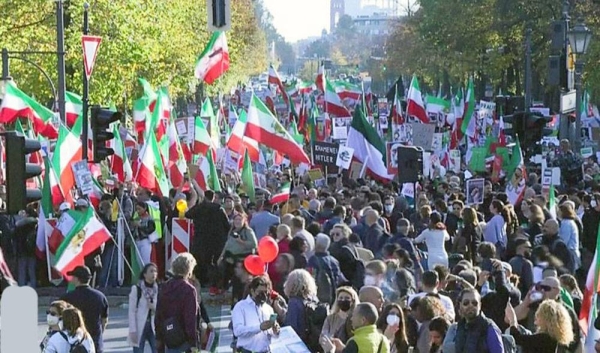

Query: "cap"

xmin=75 ymin=198 xmax=89 ymax=208
xmin=67 ymin=265 xmax=91 ymax=281
xmin=59 ymin=202 xmax=71 ymax=212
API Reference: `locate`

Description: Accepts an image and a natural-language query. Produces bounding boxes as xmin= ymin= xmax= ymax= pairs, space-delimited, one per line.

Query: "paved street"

xmin=37 ymin=303 xmax=234 ymax=353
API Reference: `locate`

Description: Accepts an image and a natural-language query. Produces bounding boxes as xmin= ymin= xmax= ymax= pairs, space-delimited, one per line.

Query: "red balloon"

xmin=258 ymin=236 xmax=279 ymax=263
xmin=244 ymin=255 xmax=265 ymax=276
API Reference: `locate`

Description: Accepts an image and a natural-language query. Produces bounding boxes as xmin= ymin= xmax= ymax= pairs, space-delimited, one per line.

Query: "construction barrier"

xmin=168 ymin=218 xmax=194 ymax=265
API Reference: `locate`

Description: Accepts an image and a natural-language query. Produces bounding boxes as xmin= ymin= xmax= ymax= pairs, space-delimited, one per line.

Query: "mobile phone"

xmin=270 ymin=313 xmax=278 ymax=322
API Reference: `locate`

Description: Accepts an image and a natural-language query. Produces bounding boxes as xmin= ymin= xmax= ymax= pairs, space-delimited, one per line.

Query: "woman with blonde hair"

xmin=43 ymin=307 xmax=96 ymax=353
xmin=320 ymin=286 xmax=359 ymax=341
xmin=505 ymin=299 xmax=574 ymax=353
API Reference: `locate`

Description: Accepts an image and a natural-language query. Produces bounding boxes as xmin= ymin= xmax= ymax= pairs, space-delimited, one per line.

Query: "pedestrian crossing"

xmin=213 ymin=305 xmax=233 ymax=353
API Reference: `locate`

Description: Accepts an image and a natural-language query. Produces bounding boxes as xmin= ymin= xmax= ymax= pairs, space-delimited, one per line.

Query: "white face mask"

xmin=47 ymin=315 xmax=59 ymax=326
xmin=386 ymin=314 xmax=400 ymax=326
xmin=384 ymin=205 xmax=394 ymax=213
xmin=364 ymin=275 xmax=378 ymax=286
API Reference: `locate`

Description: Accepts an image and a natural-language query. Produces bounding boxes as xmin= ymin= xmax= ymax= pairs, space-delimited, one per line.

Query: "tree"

xmin=0 ymin=0 xmax=267 ymax=107
xmin=304 ymin=38 xmax=331 ymax=58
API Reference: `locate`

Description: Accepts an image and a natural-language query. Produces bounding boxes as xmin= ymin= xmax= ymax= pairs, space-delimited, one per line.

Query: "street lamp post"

xmin=568 ymin=18 xmax=592 ymax=151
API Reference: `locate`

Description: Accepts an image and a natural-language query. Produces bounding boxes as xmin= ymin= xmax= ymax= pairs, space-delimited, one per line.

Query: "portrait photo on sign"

xmin=466 ymin=178 xmax=485 ymax=205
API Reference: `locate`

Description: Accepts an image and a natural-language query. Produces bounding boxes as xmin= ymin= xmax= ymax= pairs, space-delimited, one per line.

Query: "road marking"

xmin=213 ymin=304 xmax=232 ymax=353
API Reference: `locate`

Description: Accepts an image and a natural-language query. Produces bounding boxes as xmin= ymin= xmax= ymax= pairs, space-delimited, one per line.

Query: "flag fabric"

xmin=270 ymin=182 xmax=291 ymax=204
xmin=580 ymin=221 xmax=600 ymax=344
xmin=110 ymin=124 xmax=133 ymax=183
xmin=406 ymin=75 xmax=429 ymax=123
xmin=136 ymin=133 xmax=170 ymax=197
xmin=390 ymin=86 xmax=404 ymax=125
xmin=0 ymin=81 xmax=58 ymax=138
xmin=346 ymin=104 xmax=394 ymax=181
xmin=166 ymin=120 xmax=187 ymax=188
xmin=461 ymin=78 xmax=477 ymax=137
xmin=548 ymin=184 xmax=557 ymax=220
xmin=201 ymin=98 xmax=220 ymax=149
xmin=505 ymin=140 xmax=527 ymax=205
xmin=52 ymin=124 xmax=82 ymax=207
xmin=195 ymin=31 xmax=230 ymax=84
xmin=245 ymin=95 xmax=310 ymax=164
xmin=206 ymin=149 xmax=221 ymax=192
xmin=268 ymin=65 xmax=289 ymax=105
xmin=36 ymin=151 xmax=55 ymax=258
xmin=241 ymin=149 xmax=255 ymax=202
xmin=450 ymin=88 xmax=465 ymax=149
xmin=192 ymin=116 xmax=212 ymax=155
xmin=226 ymin=110 xmax=260 ymax=162
xmin=315 ymin=64 xmax=325 ymax=92
xmin=53 ymin=208 xmax=111 ymax=276
xmin=425 ymin=95 xmax=450 ymax=115
xmin=65 ymin=91 xmax=82 ymax=127
xmin=324 ymin=80 xmax=351 ymax=117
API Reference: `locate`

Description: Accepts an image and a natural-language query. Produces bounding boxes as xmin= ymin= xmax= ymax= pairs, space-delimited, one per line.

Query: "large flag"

xmin=0 ymin=81 xmax=58 ymax=138
xmin=346 ymin=104 xmax=394 ymax=180
xmin=65 ymin=91 xmax=82 ymax=127
xmin=241 ymin=149 xmax=256 ymax=202
xmin=53 ymin=208 xmax=111 ymax=276
xmin=136 ymin=133 xmax=170 ymax=197
xmin=245 ymin=94 xmax=310 ymax=164
xmin=195 ymin=31 xmax=230 ymax=84
xmin=406 ymin=75 xmax=428 ymax=123
xmin=461 ymin=78 xmax=476 ymax=137
xmin=324 ymin=80 xmax=351 ymax=117
xmin=192 ymin=115 xmax=212 ymax=155
xmin=226 ymin=110 xmax=260 ymax=162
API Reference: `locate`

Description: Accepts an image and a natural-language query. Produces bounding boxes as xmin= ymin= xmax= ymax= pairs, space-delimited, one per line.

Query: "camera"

xmin=231 ymin=232 xmax=240 ymax=239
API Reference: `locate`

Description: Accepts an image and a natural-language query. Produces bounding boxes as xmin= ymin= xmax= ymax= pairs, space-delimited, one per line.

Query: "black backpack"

xmin=343 ymin=245 xmax=365 ymax=289
xmin=303 ymin=299 xmax=329 ymax=352
xmin=314 ymin=257 xmax=335 ymax=305
xmin=58 ymin=332 xmax=88 ymax=353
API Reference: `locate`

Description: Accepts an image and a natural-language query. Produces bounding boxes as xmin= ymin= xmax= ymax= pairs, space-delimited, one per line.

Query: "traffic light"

xmin=91 ymin=105 xmax=121 ymax=163
xmin=4 ymin=131 xmax=42 ymax=214
xmin=503 ymin=111 xmax=553 ymax=152
xmin=207 ymin=0 xmax=231 ymax=31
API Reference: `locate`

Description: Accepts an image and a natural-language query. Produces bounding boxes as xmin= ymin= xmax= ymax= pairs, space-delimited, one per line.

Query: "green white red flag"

xmin=0 ymin=81 xmax=58 ymax=138
xmin=245 ymin=94 xmax=310 ymax=164
xmin=461 ymin=78 xmax=476 ymax=137
xmin=136 ymin=132 xmax=170 ymax=197
xmin=52 ymin=124 xmax=82 ymax=207
xmin=65 ymin=91 xmax=82 ymax=127
xmin=53 ymin=207 xmax=111 ymax=276
xmin=406 ymin=75 xmax=429 ymax=123
xmin=324 ymin=79 xmax=351 ymax=117
xmin=226 ymin=109 xmax=259 ymax=162
xmin=195 ymin=31 xmax=230 ymax=84
xmin=270 ymin=182 xmax=291 ymax=204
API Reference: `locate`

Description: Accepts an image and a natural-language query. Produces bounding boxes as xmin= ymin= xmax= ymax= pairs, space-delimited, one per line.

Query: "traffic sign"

xmin=82 ymin=35 xmax=101 ymax=79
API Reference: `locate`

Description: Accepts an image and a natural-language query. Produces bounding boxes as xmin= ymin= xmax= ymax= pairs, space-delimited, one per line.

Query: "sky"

xmin=263 ymin=0 xmax=330 ymax=42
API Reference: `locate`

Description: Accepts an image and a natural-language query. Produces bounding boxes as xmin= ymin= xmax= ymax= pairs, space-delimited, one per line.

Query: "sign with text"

xmin=311 ymin=141 xmax=338 ymax=167
xmin=71 ymin=160 xmax=94 ymax=196
xmin=409 ymin=123 xmax=435 ymax=150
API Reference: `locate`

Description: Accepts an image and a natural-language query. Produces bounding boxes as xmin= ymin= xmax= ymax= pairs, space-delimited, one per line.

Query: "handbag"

xmin=162 ymin=316 xmax=187 ymax=348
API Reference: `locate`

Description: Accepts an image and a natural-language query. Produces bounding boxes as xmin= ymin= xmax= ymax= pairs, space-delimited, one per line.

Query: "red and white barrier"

xmin=168 ymin=219 xmax=194 ymax=265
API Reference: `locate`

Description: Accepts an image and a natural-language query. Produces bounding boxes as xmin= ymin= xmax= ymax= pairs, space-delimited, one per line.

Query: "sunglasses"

xmin=536 ymin=284 xmax=555 ymax=292
xmin=46 ymin=310 xmax=58 ymax=316
xmin=461 ymin=299 xmax=479 ymax=307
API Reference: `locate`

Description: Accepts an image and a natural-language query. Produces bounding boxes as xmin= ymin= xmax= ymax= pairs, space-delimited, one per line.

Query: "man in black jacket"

xmin=185 ymin=190 xmax=230 ymax=296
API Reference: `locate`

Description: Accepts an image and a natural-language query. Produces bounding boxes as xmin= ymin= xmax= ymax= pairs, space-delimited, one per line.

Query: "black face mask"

xmin=337 ymin=299 xmax=352 ymax=312
xmin=254 ymin=291 xmax=268 ymax=305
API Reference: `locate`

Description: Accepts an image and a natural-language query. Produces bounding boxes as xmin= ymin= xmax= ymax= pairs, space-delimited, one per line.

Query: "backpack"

xmin=135 ymin=284 xmax=142 ymax=308
xmin=303 ymin=299 xmax=329 ymax=352
xmin=58 ymin=331 xmax=88 ymax=353
xmin=314 ymin=257 xmax=335 ymax=305
xmin=343 ymin=245 xmax=365 ymax=289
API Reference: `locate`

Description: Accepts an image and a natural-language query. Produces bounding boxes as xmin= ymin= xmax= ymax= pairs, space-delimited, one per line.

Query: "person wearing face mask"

xmin=324 ymin=303 xmax=390 ymax=353
xmin=364 ymin=260 xmax=398 ymax=303
xmin=508 ymin=238 xmax=534 ymax=295
xmin=231 ymin=275 xmax=280 ymax=353
xmin=320 ymin=287 xmax=359 ymax=347
xmin=376 ymin=303 xmax=411 ymax=353
xmin=382 ymin=196 xmax=402 ymax=232
xmin=40 ymin=300 xmax=73 ymax=351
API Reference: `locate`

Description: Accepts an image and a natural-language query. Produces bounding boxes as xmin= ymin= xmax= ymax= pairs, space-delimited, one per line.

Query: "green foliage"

xmin=0 ymin=0 xmax=267 ymax=107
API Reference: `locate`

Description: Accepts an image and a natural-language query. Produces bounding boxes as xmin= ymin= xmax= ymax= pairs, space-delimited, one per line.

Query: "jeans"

xmin=133 ymin=320 xmax=157 ymax=353
xmin=165 ymin=342 xmax=191 ymax=353
xmin=17 ymin=256 xmax=36 ymax=288
xmin=98 ymin=242 xmax=119 ymax=288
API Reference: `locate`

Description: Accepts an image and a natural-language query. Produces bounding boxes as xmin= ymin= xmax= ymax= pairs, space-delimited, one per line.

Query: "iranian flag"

xmin=461 ymin=78 xmax=476 ymax=137
xmin=194 ymin=31 xmax=230 ymax=85
xmin=315 ymin=64 xmax=325 ymax=92
xmin=450 ymin=88 xmax=465 ymax=149
xmin=110 ymin=124 xmax=133 ymax=183
xmin=548 ymin=184 xmax=557 ymax=220
xmin=166 ymin=120 xmax=187 ymax=188
xmin=133 ymin=97 xmax=151 ymax=134
xmin=136 ymin=133 xmax=170 ymax=197
xmin=53 ymin=207 xmax=111 ymax=276
xmin=425 ymin=95 xmax=450 ymax=115
xmin=52 ymin=124 xmax=82 ymax=207
xmin=406 ymin=75 xmax=429 ymax=123
xmin=324 ymin=79 xmax=351 ymax=117
xmin=505 ymin=140 xmax=527 ymax=205
xmin=192 ymin=115 xmax=212 ymax=155
xmin=268 ymin=65 xmax=289 ymax=105
xmin=65 ymin=91 xmax=82 ymax=127
xmin=241 ymin=149 xmax=256 ymax=202
xmin=206 ymin=149 xmax=221 ymax=192
xmin=245 ymin=94 xmax=310 ymax=164
xmin=346 ymin=104 xmax=394 ymax=180
xmin=270 ymin=182 xmax=291 ymax=204
xmin=226 ymin=110 xmax=260 ymax=162
xmin=0 ymin=81 xmax=59 ymax=138
xmin=390 ymin=86 xmax=404 ymax=124
xmin=580 ymin=222 xmax=600 ymax=350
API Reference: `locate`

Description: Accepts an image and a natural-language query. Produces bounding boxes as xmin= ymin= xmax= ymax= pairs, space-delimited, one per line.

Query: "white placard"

xmin=71 ymin=160 xmax=94 ymax=196
xmin=335 ymin=145 xmax=354 ymax=170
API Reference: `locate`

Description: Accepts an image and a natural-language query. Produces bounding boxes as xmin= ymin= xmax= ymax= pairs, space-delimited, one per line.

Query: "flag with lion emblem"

xmin=53 ymin=207 xmax=111 ymax=276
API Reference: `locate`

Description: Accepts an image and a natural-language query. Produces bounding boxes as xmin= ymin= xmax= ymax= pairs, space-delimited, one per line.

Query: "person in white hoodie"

xmin=43 ymin=307 xmax=96 ymax=353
